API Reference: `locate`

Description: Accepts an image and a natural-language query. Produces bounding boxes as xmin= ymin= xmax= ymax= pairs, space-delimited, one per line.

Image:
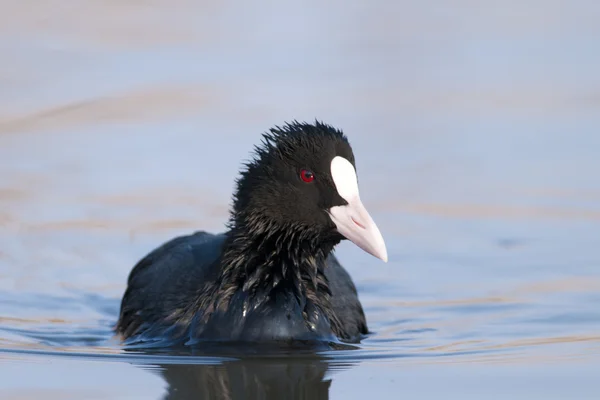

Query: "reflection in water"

xmin=154 ymin=354 xmax=348 ymax=400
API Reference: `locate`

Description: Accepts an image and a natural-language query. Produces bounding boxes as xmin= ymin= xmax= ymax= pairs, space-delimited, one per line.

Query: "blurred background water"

xmin=1 ymin=1 xmax=600 ymax=399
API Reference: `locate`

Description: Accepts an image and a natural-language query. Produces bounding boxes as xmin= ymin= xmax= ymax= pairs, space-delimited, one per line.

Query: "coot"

xmin=116 ymin=121 xmax=387 ymax=345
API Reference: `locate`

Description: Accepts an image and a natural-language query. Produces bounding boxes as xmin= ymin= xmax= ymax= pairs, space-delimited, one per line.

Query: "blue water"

xmin=1 ymin=1 xmax=600 ymax=398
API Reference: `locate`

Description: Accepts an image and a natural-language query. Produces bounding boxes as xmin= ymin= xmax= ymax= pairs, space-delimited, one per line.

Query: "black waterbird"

xmin=116 ymin=121 xmax=387 ymax=346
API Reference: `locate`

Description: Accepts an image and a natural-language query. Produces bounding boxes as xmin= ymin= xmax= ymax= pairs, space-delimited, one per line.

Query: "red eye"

xmin=300 ymin=169 xmax=315 ymax=183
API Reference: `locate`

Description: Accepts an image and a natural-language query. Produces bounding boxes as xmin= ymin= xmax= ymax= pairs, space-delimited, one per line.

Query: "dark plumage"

xmin=116 ymin=121 xmax=387 ymax=345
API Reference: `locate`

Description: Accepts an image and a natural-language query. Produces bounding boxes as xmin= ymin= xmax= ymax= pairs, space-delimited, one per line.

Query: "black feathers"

xmin=116 ymin=121 xmax=368 ymax=345
xmin=229 ymin=120 xmax=353 ymax=230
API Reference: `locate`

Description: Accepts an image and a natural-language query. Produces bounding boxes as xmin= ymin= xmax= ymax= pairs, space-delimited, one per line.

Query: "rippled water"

xmin=1 ymin=1 xmax=600 ymax=399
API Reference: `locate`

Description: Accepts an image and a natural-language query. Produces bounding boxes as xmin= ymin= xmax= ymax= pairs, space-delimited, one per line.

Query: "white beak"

xmin=329 ymin=156 xmax=388 ymax=262
xmin=329 ymin=199 xmax=388 ymax=262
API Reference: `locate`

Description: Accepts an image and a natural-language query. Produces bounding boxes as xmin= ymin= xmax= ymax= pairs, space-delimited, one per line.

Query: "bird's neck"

xmin=215 ymin=221 xmax=338 ymax=312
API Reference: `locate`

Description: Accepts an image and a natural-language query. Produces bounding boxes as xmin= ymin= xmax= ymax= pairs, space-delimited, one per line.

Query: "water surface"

xmin=1 ymin=1 xmax=600 ymax=399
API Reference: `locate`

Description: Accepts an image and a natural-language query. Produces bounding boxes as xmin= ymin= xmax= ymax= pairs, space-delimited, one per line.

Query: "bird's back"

xmin=116 ymin=231 xmax=224 ymax=339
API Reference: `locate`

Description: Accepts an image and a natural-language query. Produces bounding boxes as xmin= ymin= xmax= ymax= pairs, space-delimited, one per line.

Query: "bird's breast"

xmin=197 ymin=289 xmax=335 ymax=342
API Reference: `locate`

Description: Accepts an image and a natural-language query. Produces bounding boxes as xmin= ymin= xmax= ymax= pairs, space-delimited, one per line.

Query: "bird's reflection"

xmin=134 ymin=344 xmax=359 ymax=400
xmin=160 ymin=356 xmax=340 ymax=400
